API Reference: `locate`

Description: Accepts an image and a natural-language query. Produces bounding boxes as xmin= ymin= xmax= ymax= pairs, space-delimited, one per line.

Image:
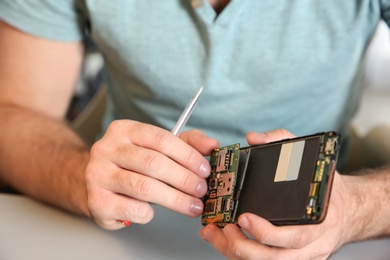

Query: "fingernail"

xmin=196 ymin=182 xmax=208 ymax=197
xmin=255 ymin=132 xmax=266 ymax=138
xmin=238 ymin=216 xmax=249 ymax=229
xmin=199 ymin=163 xmax=211 ymax=178
xmin=120 ymin=220 xmax=131 ymax=227
xmin=190 ymin=200 xmax=203 ymax=216
xmin=200 ymin=228 xmax=210 ymax=241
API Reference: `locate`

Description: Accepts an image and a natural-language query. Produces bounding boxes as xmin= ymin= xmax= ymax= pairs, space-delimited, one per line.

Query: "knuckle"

xmin=89 ymin=138 xmax=117 ymax=162
xmin=172 ymin=194 xmax=182 ymax=209
xmin=131 ymin=201 xmax=153 ymax=224
xmin=84 ymin=164 xmax=95 ymax=183
xmin=89 ymin=140 xmax=105 ymax=158
xmin=86 ymin=194 xmax=99 ymax=212
xmin=153 ymin=129 xmax=172 ymax=148
xmin=230 ymin=239 xmax=245 ymax=258
xmin=115 ymin=172 xmax=130 ymax=191
xmin=179 ymin=173 xmax=193 ymax=191
xmin=258 ymin=228 xmax=272 ymax=245
xmin=132 ymin=122 xmax=172 ymax=148
xmin=277 ymin=128 xmax=292 ymax=137
xmin=171 ymin=193 xmax=185 ymax=211
xmin=184 ymin=147 xmax=198 ymax=165
xmin=129 ymin=121 xmax=145 ymax=135
xmin=84 ymin=163 xmax=103 ymax=186
xmin=133 ymin=177 xmax=154 ymax=197
xmin=219 ymin=243 xmax=230 ymax=258
xmin=141 ymin=152 xmax=161 ymax=172
xmin=107 ymin=120 xmax=126 ymax=133
xmin=86 ymin=190 xmax=107 ymax=220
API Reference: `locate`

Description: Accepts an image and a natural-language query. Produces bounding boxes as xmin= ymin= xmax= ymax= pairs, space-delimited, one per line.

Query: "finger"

xmin=124 ymin=121 xmax=212 ymax=178
xmin=179 ymin=129 xmax=220 ymax=156
xmin=86 ymin=151 xmax=205 ymax=218
xmin=88 ymin=188 xmax=154 ymax=230
xmin=105 ymin=168 xmax=205 ymax=218
xmin=201 ymin=224 xmax=317 ymax=260
xmin=109 ymin=144 xmax=208 ymax=198
xmin=201 ymin=224 xmax=275 ymax=260
xmin=238 ymin=213 xmax=323 ymax=249
xmin=200 ymin=224 xmax=238 ymax=260
xmin=246 ymin=128 xmax=296 ymax=146
xmin=223 ymin=224 xmax=277 ymax=260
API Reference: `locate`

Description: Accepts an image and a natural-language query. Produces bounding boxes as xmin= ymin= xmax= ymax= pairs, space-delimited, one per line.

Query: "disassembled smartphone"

xmin=201 ymin=131 xmax=340 ymax=227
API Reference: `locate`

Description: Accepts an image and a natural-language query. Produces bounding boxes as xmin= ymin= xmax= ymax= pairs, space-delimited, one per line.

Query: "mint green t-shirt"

xmin=1 ymin=0 xmax=389 ymax=165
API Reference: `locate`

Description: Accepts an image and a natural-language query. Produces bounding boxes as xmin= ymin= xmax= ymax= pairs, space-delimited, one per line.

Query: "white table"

xmin=1 ymin=194 xmax=389 ymax=260
xmin=0 ymin=194 xmax=223 ymax=260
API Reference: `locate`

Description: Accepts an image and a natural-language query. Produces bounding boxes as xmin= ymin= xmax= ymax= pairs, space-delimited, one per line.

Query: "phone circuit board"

xmin=305 ymin=132 xmax=338 ymax=222
xmin=201 ymin=144 xmax=241 ymax=227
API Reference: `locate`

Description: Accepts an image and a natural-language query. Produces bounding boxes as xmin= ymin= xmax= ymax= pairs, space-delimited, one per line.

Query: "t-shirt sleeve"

xmin=0 ymin=0 xmax=87 ymax=42
xmin=381 ymin=0 xmax=390 ymax=28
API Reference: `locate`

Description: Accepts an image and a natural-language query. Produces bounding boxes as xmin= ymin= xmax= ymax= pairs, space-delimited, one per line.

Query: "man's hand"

xmin=200 ymin=129 xmax=352 ymax=259
xmin=200 ymin=174 xmax=349 ymax=259
xmin=85 ymin=120 xmax=219 ymax=229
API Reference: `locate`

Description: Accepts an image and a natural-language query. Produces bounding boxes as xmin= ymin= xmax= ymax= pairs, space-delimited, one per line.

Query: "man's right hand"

xmin=85 ymin=120 xmax=219 ymax=229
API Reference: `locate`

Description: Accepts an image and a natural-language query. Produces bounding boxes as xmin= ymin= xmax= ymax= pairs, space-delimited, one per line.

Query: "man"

xmin=0 ymin=1 xmax=389 ymax=259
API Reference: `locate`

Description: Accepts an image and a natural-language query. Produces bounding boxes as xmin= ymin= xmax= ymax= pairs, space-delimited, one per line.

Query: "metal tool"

xmin=171 ymin=85 xmax=204 ymax=136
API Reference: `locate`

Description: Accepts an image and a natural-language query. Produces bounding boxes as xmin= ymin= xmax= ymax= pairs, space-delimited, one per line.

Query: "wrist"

xmin=69 ymin=149 xmax=91 ymax=217
xmin=338 ymin=168 xmax=390 ymax=243
xmin=337 ymin=174 xmax=367 ymax=245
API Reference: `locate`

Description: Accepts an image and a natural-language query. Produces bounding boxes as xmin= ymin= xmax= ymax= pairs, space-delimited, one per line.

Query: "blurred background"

xmin=352 ymin=20 xmax=390 ymax=134
xmin=332 ymin=20 xmax=390 ymax=260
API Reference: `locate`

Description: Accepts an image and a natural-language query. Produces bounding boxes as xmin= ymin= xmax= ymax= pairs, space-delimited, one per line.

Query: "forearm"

xmin=0 ymin=104 xmax=90 ymax=216
xmin=341 ymin=166 xmax=390 ymax=243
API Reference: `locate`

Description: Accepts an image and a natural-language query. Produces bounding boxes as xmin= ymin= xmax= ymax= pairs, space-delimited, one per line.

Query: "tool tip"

xmin=194 ymin=84 xmax=204 ymax=99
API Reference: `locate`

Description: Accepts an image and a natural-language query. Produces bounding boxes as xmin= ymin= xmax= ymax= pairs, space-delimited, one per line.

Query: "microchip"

xmin=204 ymin=200 xmax=216 ymax=214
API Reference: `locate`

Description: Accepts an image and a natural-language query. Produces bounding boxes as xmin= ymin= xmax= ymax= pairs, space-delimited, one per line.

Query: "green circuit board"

xmin=201 ymin=144 xmax=240 ymax=227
